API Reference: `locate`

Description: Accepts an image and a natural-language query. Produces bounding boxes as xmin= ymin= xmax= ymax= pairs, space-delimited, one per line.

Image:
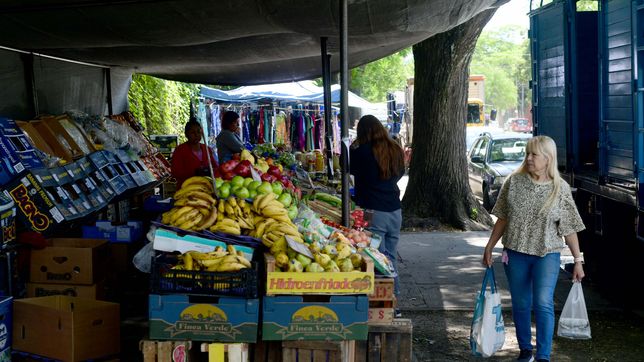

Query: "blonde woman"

xmin=482 ymin=136 xmax=585 ymax=362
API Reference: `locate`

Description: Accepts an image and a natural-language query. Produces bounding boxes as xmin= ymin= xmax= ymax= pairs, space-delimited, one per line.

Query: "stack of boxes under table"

xmin=146 ymin=246 xmax=260 ymax=362
xmin=257 ymin=252 xmax=375 ymax=362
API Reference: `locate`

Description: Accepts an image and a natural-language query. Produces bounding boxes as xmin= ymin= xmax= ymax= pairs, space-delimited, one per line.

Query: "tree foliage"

xmin=470 ymin=25 xmax=530 ymax=118
xmin=128 ymin=74 xmax=200 ymax=140
xmin=349 ymin=49 xmax=414 ymax=102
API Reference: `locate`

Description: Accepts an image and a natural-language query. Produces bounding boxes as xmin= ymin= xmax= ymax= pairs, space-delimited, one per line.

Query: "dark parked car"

xmin=468 ymin=132 xmax=531 ymax=210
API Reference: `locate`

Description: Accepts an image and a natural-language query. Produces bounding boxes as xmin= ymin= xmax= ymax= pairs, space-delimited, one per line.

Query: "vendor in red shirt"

xmin=171 ymin=120 xmax=218 ymax=188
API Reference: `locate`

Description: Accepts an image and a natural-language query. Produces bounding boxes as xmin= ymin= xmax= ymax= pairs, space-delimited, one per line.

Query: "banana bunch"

xmin=216 ymin=198 xmax=255 ymax=230
xmin=174 ymin=245 xmax=252 ymax=272
xmin=246 ymin=193 xmax=304 ymax=246
xmin=161 ymin=176 xmax=218 ymax=231
xmin=252 ymin=193 xmax=292 ymax=224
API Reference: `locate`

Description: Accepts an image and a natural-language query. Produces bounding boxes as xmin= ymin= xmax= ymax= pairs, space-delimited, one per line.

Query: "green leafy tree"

xmin=470 ymin=25 xmax=530 ymax=119
xmin=128 ymin=74 xmax=200 ymax=140
xmin=349 ymin=49 xmax=414 ymax=102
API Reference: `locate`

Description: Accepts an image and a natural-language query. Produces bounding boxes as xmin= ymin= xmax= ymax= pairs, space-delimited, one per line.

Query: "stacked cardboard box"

xmin=27 ymin=238 xmax=109 ymax=300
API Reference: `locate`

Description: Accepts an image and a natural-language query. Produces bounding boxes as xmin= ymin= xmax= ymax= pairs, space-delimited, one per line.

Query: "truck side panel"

xmin=531 ymin=2 xmax=569 ymax=170
xmin=602 ymin=0 xmax=636 ymax=183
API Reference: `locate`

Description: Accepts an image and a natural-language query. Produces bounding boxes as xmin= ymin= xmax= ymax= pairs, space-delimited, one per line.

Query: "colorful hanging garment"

xmin=275 ymin=111 xmax=287 ymax=144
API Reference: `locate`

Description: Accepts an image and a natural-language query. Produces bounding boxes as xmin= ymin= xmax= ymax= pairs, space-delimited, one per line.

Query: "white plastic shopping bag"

xmin=470 ymin=266 xmax=505 ymax=357
xmin=557 ymin=282 xmax=591 ymax=339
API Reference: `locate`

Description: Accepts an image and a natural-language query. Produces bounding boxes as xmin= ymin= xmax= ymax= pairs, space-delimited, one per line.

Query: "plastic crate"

xmin=150 ymin=254 xmax=258 ymax=299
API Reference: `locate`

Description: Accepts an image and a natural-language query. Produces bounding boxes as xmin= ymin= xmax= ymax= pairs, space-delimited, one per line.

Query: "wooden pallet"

xmin=140 ymin=340 xmax=192 ymax=362
xmin=200 ymin=343 xmax=249 ymax=362
xmin=368 ymin=278 xmax=396 ymax=325
xmin=282 ymin=340 xmax=356 ymax=362
xmin=355 ymin=319 xmax=413 ymax=362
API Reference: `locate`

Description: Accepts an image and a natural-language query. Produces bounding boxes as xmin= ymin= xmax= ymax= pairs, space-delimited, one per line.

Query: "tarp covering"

xmin=200 ymin=81 xmax=373 ymax=108
xmin=0 ymin=0 xmax=508 ymax=85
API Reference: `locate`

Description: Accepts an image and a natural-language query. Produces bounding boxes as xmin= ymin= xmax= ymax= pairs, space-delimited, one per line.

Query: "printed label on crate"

xmin=266 ymin=272 xmax=374 ymax=294
xmin=0 ymin=322 xmax=7 ymax=349
xmin=149 ymin=295 xmax=258 ymax=342
xmin=274 ymin=306 xmax=351 ymax=339
xmin=10 ymin=181 xmax=51 ymax=232
xmin=262 ymin=296 xmax=369 ymax=341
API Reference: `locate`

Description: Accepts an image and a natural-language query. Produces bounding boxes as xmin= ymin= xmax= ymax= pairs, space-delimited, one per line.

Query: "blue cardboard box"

xmin=262 ymin=295 xmax=369 ymax=341
xmin=64 ymin=161 xmax=106 ymax=210
xmin=77 ymin=156 xmax=116 ymax=205
xmin=0 ymin=296 xmax=12 ymax=360
xmin=50 ymin=166 xmax=93 ymax=217
xmin=103 ymin=151 xmax=137 ymax=190
xmin=0 ymin=118 xmax=44 ymax=186
xmin=82 ymin=220 xmax=143 ymax=243
xmin=149 ymin=294 xmax=259 ymax=342
xmin=88 ymin=151 xmax=129 ymax=195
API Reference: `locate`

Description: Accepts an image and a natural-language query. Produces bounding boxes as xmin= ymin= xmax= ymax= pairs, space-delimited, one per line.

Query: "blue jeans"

xmin=504 ymin=249 xmax=560 ymax=361
xmin=368 ymin=209 xmax=402 ymax=295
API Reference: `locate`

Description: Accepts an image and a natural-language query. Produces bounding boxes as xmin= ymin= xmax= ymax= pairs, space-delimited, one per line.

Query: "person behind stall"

xmin=482 ymin=135 xmax=585 ymax=362
xmin=171 ymin=119 xmax=218 ymax=188
xmin=350 ymin=114 xmax=405 ymax=315
xmin=216 ymin=111 xmax=245 ymax=163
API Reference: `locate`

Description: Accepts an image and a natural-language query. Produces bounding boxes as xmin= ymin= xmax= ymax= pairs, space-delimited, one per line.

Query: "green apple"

xmin=218 ymin=183 xmax=231 ymax=198
xmin=271 ymin=182 xmax=284 ymax=196
xmin=277 ymin=193 xmax=292 ymax=208
xmin=248 ymin=189 xmax=258 ymax=199
xmin=243 ymin=177 xmax=253 ymax=187
xmin=287 ymin=204 xmax=298 ymax=220
xmin=215 ymin=178 xmax=224 ymax=188
xmin=231 ymin=175 xmax=245 ymax=188
xmin=234 ymin=187 xmax=250 ymax=199
xmin=257 ymin=181 xmax=273 ymax=195
xmin=248 ymin=180 xmax=261 ymax=191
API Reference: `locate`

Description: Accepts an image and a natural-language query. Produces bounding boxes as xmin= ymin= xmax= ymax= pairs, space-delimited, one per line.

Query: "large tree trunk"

xmin=402 ymin=10 xmax=496 ymax=230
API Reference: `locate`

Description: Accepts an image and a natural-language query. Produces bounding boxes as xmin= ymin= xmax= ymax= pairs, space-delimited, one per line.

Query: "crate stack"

xmin=257 ymin=252 xmax=374 ymax=362
xmin=147 ymin=246 xmax=260 ymax=362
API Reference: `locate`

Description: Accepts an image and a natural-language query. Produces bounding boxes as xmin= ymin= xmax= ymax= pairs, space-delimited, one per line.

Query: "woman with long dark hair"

xmin=350 ymin=114 xmax=405 ymax=308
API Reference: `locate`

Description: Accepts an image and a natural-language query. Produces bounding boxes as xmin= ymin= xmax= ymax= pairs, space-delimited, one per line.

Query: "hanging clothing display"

xmin=275 ymin=111 xmax=287 ymax=144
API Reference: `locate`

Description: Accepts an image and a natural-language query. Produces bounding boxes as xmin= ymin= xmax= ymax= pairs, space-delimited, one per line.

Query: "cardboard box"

xmin=30 ymin=238 xmax=109 ymax=285
xmin=6 ymin=171 xmax=75 ymax=235
xmin=64 ymin=161 xmax=106 ymax=210
xmin=103 ymin=151 xmax=138 ymax=190
xmin=0 ymin=296 xmax=12 ymax=359
xmin=262 ymin=295 xmax=368 ymax=341
xmin=12 ymin=296 xmax=120 ymax=361
xmin=76 ymin=156 xmax=116 ymax=204
xmin=27 ymin=280 xmax=105 ymax=299
xmin=49 ymin=115 xmax=96 ymax=155
xmin=16 ymin=120 xmax=56 ymax=157
xmin=149 ymin=294 xmax=259 ymax=342
xmin=30 ymin=118 xmax=77 ymax=162
xmin=88 ymin=151 xmax=129 ymax=195
xmin=0 ymin=193 xmax=16 ymax=246
xmin=264 ymin=253 xmax=375 ymax=295
xmin=82 ymin=220 xmax=143 ymax=243
xmin=0 ymin=118 xmax=44 ymax=186
xmin=50 ymin=166 xmax=94 ymax=217
xmin=115 ymin=149 xmax=156 ymax=186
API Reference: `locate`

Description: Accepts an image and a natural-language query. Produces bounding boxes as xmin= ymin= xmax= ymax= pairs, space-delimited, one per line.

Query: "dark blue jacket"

xmin=350 ymin=143 xmax=403 ymax=212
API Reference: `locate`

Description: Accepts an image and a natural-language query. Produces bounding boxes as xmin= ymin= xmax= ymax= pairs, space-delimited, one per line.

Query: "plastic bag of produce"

xmin=557 ymin=282 xmax=591 ymax=339
xmin=363 ymin=247 xmax=397 ymax=277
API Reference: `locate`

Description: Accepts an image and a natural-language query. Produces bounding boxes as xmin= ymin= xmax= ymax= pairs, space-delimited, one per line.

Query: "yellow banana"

xmin=175 ymin=197 xmax=211 ymax=209
xmin=263 ymin=206 xmax=288 ymax=218
xmin=274 ymin=223 xmax=300 ymax=237
xmin=169 ymin=206 xmax=195 ymax=224
xmin=236 ymin=255 xmax=251 ymax=268
xmin=218 ymin=199 xmax=226 ymax=214
xmin=174 ymin=184 xmax=211 ymax=199
xmin=226 ymin=244 xmax=237 ymax=254
xmin=257 ymin=193 xmax=276 ymax=210
xmin=227 ymin=197 xmax=238 ymax=209
xmin=267 ymin=200 xmax=285 ymax=210
xmin=216 ymin=212 xmax=224 ymax=222
xmin=215 ymin=262 xmax=247 ymax=272
xmin=200 ymin=256 xmax=226 ymax=268
xmin=188 ymin=191 xmax=217 ymax=205
xmin=224 ymin=202 xmax=236 ymax=217
xmin=183 ymin=252 xmax=194 ymax=270
xmin=182 ymin=176 xmax=214 ymax=190
xmin=178 ymin=213 xmax=204 ymax=230
xmin=173 ymin=208 xmax=200 ymax=226
xmin=195 ymin=206 xmax=218 ymax=230
xmin=271 ymin=213 xmax=292 ymax=223
xmin=253 ymin=215 xmax=264 ymax=225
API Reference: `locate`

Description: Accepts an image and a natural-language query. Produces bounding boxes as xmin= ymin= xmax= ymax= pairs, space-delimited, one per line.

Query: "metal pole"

xmin=339 ymin=0 xmax=350 ymax=227
xmin=321 ymin=37 xmax=334 ymax=181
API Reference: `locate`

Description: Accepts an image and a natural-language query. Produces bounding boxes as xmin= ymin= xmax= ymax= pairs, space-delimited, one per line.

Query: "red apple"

xmin=268 ymin=165 xmax=281 ymax=177
xmin=233 ymin=160 xmax=252 ymax=177
xmin=220 ymin=160 xmax=239 ymax=173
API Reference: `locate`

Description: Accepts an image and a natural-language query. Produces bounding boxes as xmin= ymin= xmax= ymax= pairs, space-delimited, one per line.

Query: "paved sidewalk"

xmin=396 ymin=231 xmax=614 ymax=312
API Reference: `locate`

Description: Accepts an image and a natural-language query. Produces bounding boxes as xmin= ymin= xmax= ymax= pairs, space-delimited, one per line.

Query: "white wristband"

xmin=574 ymin=256 xmax=584 ymax=264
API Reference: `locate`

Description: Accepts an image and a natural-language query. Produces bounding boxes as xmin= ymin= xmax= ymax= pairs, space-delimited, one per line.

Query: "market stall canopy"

xmin=200 ymin=81 xmax=374 ymax=108
xmin=0 ymin=0 xmax=508 ymax=85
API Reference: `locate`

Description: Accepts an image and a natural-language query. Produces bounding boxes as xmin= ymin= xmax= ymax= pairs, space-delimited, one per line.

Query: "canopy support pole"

xmin=320 ymin=37 xmax=334 ymax=181
xmin=339 ymin=0 xmax=350 ymax=227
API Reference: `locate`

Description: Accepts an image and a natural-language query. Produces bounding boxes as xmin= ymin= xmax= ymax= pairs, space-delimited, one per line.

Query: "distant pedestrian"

xmin=350 ymin=114 xmax=405 ymax=316
xmin=482 ymin=135 xmax=586 ymax=362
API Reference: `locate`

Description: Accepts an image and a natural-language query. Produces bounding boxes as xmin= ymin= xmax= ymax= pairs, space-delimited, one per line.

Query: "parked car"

xmin=468 ymin=132 xmax=531 ymax=210
xmin=504 ymin=117 xmax=532 ymax=133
